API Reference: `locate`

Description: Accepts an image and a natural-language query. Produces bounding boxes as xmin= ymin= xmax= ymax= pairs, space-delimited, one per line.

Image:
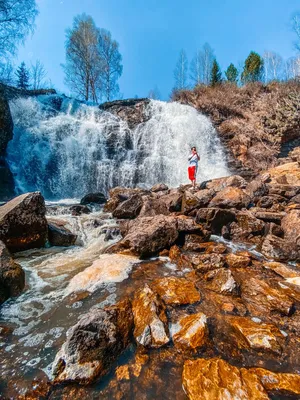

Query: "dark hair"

xmin=191 ymin=146 xmax=196 ymax=151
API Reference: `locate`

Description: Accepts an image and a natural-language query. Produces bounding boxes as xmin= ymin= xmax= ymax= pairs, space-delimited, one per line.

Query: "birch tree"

xmin=31 ymin=60 xmax=47 ymax=89
xmin=263 ymin=51 xmax=283 ymax=82
xmin=202 ymin=43 xmax=214 ymax=85
xmin=285 ymin=56 xmax=300 ymax=80
xmin=174 ymin=49 xmax=188 ymax=90
xmin=190 ymin=50 xmax=203 ymax=86
xmin=291 ymin=12 xmax=300 ymax=52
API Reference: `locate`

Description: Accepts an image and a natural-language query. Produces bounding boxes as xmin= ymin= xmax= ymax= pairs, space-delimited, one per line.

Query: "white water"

xmin=7 ymin=96 xmax=229 ymax=199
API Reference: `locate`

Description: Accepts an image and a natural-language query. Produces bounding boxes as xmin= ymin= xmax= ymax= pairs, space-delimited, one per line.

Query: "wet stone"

xmin=151 ymin=276 xmax=201 ymax=306
xmin=204 ymin=269 xmax=238 ymax=295
xmin=132 ymin=284 xmax=169 ymax=348
xmin=225 ymin=253 xmax=251 ymax=269
xmin=250 ymin=368 xmax=300 ymax=397
xmin=227 ymin=316 xmax=285 ymax=354
xmin=172 ymin=312 xmax=208 ymax=351
xmin=191 ymin=253 xmax=226 ymax=274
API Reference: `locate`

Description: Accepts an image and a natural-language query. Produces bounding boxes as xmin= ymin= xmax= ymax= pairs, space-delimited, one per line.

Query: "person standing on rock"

xmin=188 ymin=146 xmax=200 ymax=190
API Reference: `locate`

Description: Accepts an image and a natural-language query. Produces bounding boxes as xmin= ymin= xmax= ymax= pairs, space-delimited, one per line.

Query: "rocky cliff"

xmin=173 ymin=82 xmax=300 ymax=178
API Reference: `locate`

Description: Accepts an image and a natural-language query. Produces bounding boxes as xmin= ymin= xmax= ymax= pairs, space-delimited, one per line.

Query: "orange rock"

xmin=209 ymin=186 xmax=251 ymax=209
xmin=281 ymin=209 xmax=300 ymax=258
xmin=267 ymin=162 xmax=300 ymax=186
xmin=116 ymin=365 xmax=130 ymax=381
xmin=172 ymin=313 xmax=208 ymax=351
xmin=263 ymin=261 xmax=299 ymax=279
xmin=225 ymin=253 xmax=251 ymax=268
xmin=191 ymin=253 xmax=226 ymax=273
xmin=222 ymin=302 xmax=235 ymax=313
xmin=132 ymin=284 xmax=169 ymax=348
xmin=250 ymin=367 xmax=300 ymax=397
xmin=151 ymin=276 xmax=201 ymax=305
xmin=227 ymin=316 xmax=285 ymax=354
xmin=204 ymin=268 xmax=237 ymax=295
xmin=182 ymin=358 xmax=269 ymax=400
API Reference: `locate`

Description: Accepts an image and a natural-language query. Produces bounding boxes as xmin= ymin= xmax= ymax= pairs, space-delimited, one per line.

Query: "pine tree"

xmin=225 ymin=63 xmax=239 ymax=83
xmin=16 ymin=62 xmax=30 ymax=89
xmin=210 ymin=59 xmax=222 ymax=86
xmin=241 ymin=52 xmax=264 ymax=84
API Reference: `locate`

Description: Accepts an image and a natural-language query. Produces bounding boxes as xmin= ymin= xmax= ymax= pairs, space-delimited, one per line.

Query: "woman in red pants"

xmin=188 ymin=146 xmax=200 ymax=189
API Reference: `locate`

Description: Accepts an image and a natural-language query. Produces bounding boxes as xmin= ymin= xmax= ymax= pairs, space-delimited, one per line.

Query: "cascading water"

xmin=7 ymin=96 xmax=229 ymax=199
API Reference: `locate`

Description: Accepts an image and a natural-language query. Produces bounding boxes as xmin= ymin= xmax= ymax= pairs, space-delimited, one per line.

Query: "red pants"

xmin=188 ymin=166 xmax=196 ymax=181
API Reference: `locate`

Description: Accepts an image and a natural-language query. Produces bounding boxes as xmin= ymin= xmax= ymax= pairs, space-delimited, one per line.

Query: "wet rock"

xmin=261 ymin=234 xmax=295 ymax=261
xmin=52 ymin=298 xmax=133 ymax=384
xmin=80 ymin=192 xmax=106 ymax=205
xmin=227 ymin=316 xmax=285 ymax=354
xmin=204 ymin=269 xmax=237 ymax=295
xmin=0 ymin=240 xmax=25 ymax=304
xmin=191 ymin=253 xmax=226 ymax=274
xmin=195 ymin=208 xmax=236 ymax=234
xmin=241 ymin=277 xmax=294 ymax=317
xmin=182 ymin=358 xmax=269 ymax=400
xmin=112 ymin=194 xmax=143 ymax=219
xmin=250 ymin=367 xmax=300 ymax=397
xmin=225 ymin=253 xmax=251 ymax=269
xmin=69 ymin=205 xmax=91 ymax=216
xmin=48 ymin=221 xmax=77 ymax=247
xmin=229 ymin=210 xmax=265 ymax=243
xmin=138 ymin=197 xmax=170 ymax=217
xmin=104 ymin=187 xmax=149 ymax=213
xmin=132 ymin=284 xmax=169 ymax=348
xmin=114 ymin=215 xmax=179 ymax=258
xmin=281 ymin=209 xmax=300 ymax=257
xmin=0 ymin=96 xmax=13 ymax=157
xmin=263 ymin=261 xmax=299 ymax=279
xmin=151 ymin=183 xmax=169 ymax=192
xmin=187 ymin=241 xmax=228 ymax=254
xmin=0 ymin=159 xmax=15 ymax=201
xmin=183 ymin=233 xmax=212 ymax=252
xmin=160 ymin=190 xmax=183 ymax=212
xmin=151 ymin=277 xmax=200 ymax=305
xmin=0 ymin=192 xmax=48 ymax=252
xmin=172 ymin=313 xmax=208 ymax=351
xmin=209 ymin=186 xmax=251 ymax=209
xmin=252 ymin=209 xmax=285 ymax=224
xmin=181 ymin=190 xmax=202 ymax=214
xmin=176 ymin=215 xmax=209 ymax=237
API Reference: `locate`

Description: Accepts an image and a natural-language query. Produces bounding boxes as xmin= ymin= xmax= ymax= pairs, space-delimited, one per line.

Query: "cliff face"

xmin=173 ymin=82 xmax=300 ymax=178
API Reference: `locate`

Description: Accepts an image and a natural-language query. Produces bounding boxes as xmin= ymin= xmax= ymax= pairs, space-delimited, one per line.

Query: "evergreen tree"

xmin=225 ymin=63 xmax=239 ymax=83
xmin=210 ymin=59 xmax=222 ymax=86
xmin=16 ymin=62 xmax=30 ymax=89
xmin=241 ymin=51 xmax=264 ymax=84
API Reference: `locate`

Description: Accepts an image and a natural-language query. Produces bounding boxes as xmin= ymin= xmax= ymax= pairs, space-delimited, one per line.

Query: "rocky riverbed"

xmin=0 ymin=155 xmax=300 ymax=399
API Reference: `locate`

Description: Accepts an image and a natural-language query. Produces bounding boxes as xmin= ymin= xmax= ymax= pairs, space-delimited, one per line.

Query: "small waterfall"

xmin=7 ymin=96 xmax=229 ymax=199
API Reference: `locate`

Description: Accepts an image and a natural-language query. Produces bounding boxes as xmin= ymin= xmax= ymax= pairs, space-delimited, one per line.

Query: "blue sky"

xmin=17 ymin=0 xmax=300 ymax=100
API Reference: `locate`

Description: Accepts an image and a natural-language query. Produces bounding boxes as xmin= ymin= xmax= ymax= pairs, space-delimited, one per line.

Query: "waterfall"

xmin=7 ymin=96 xmax=229 ymax=199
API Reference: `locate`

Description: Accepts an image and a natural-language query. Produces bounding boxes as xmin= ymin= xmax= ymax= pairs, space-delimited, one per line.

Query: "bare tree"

xmin=285 ymin=56 xmax=300 ymax=80
xmin=63 ymin=14 xmax=100 ymax=102
xmin=202 ymin=43 xmax=215 ymax=85
xmin=0 ymin=0 xmax=38 ymax=61
xmin=291 ymin=12 xmax=300 ymax=52
xmin=263 ymin=51 xmax=283 ymax=82
xmin=174 ymin=49 xmax=188 ymax=90
xmin=98 ymin=29 xmax=123 ymax=102
xmin=148 ymin=85 xmax=161 ymax=100
xmin=31 ymin=60 xmax=47 ymax=89
xmin=190 ymin=50 xmax=203 ymax=86
xmin=0 ymin=61 xmax=14 ymax=85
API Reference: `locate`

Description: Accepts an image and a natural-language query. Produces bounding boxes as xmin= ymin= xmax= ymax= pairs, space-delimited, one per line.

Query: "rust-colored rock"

xmin=281 ymin=209 xmax=300 ymax=258
xmin=191 ymin=253 xmax=226 ymax=274
xmin=227 ymin=316 xmax=285 ymax=354
xmin=152 ymin=276 xmax=201 ymax=305
xmin=52 ymin=298 xmax=134 ymax=385
xmin=261 ymin=234 xmax=297 ymax=261
xmin=204 ymin=268 xmax=237 ymax=295
xmin=112 ymin=194 xmax=143 ymax=219
xmin=268 ymin=162 xmax=300 ymax=186
xmin=263 ymin=261 xmax=299 ymax=278
xmin=225 ymin=253 xmax=251 ymax=269
xmin=182 ymin=358 xmax=269 ymax=400
xmin=173 ymin=313 xmax=208 ymax=351
xmin=229 ymin=210 xmax=265 ymax=243
xmin=209 ymin=186 xmax=251 ymax=209
xmin=183 ymin=233 xmax=211 ymax=252
xmin=250 ymin=367 xmax=300 ymax=397
xmin=0 ymin=192 xmax=48 ymax=252
xmin=132 ymin=284 xmax=169 ymax=348
xmin=138 ymin=197 xmax=170 ymax=217
xmin=241 ymin=277 xmax=294 ymax=317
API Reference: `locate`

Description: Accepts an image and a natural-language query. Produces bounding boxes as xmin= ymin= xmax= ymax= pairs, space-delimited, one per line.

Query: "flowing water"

xmin=6 ymin=97 xmax=229 ymax=199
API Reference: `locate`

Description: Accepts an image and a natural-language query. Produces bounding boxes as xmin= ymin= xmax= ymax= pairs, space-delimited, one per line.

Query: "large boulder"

xmin=48 ymin=220 xmax=77 ymax=247
xmin=0 ymin=192 xmax=48 ymax=252
xmin=132 ymin=284 xmax=169 ymax=348
xmin=52 ymin=299 xmax=133 ymax=384
xmin=204 ymin=269 xmax=237 ymax=295
xmin=0 ymin=241 xmax=25 ymax=304
xmin=196 ymin=208 xmax=236 ymax=234
xmin=80 ymin=192 xmax=106 ymax=205
xmin=112 ymin=194 xmax=143 ymax=219
xmin=245 ymin=177 xmax=268 ymax=204
xmin=182 ymin=358 xmax=269 ymax=400
xmin=261 ymin=234 xmax=296 ymax=261
xmin=104 ymin=187 xmax=148 ymax=213
xmin=138 ymin=197 xmax=170 ymax=217
xmin=209 ymin=186 xmax=251 ymax=209
xmin=160 ymin=189 xmax=183 ymax=212
xmin=229 ymin=210 xmax=265 ymax=243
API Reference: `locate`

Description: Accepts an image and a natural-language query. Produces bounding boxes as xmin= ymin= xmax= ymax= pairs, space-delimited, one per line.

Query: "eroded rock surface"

xmin=173 ymin=313 xmax=208 ymax=351
xmin=152 ymin=277 xmax=201 ymax=305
